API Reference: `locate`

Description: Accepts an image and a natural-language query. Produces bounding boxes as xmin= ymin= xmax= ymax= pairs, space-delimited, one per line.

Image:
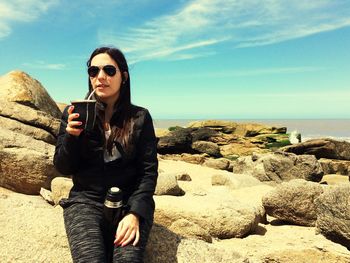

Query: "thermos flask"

xmin=104 ymin=187 xmax=123 ymax=225
xmin=104 ymin=187 xmax=123 ymax=262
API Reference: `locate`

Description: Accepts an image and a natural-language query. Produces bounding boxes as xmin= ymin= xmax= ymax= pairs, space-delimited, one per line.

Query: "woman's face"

xmin=89 ymin=53 xmax=123 ymax=105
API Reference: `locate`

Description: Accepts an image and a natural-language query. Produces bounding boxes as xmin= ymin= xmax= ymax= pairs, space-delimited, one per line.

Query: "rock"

xmin=211 ymin=173 xmax=262 ymax=189
xmin=0 ymin=115 xmax=56 ymax=144
xmin=56 ymin=102 xmax=68 ymax=112
xmin=161 ymin=153 xmax=207 ymax=165
xmin=157 ymin=128 xmax=193 ymax=154
xmin=191 ymin=141 xmax=221 ymax=157
xmin=40 ymin=187 xmax=54 ymax=205
xmin=233 ymin=152 xmax=324 ymax=183
xmin=144 ymin=224 xmax=243 ymax=263
xmin=229 ymin=173 xmax=264 ymax=189
xmin=176 ymin=173 xmax=192 ymax=181
xmin=191 ymin=127 xmax=219 ymax=141
xmin=144 ymin=224 xmax=181 ymax=263
xmin=0 ymin=100 xmax=61 ymax=140
xmin=188 ymin=120 xmax=286 ymax=137
xmin=169 ymin=219 xmax=212 ymax=243
xmin=262 ymin=179 xmax=324 ymax=226
xmin=0 ymin=187 xmax=71 ymax=262
xmin=0 ymin=71 xmax=61 ymax=139
xmin=319 ymin=158 xmax=350 ymax=175
xmin=51 ymin=177 xmax=73 ymax=205
xmin=155 ymin=173 xmax=185 ymax=196
xmin=211 ymin=174 xmax=231 ymax=186
xmin=219 ymin=140 xmax=270 ymax=157
xmin=0 ymin=71 xmax=61 ymax=119
xmin=282 ymin=138 xmax=350 ymax=161
xmin=154 ymin=194 xmax=263 ymax=239
xmin=203 ymin=158 xmax=230 ymax=171
xmin=188 ymin=120 xmax=238 ymax=132
xmin=320 ymin=174 xmax=349 ymax=185
xmin=0 ymin=128 xmax=61 ymax=194
xmin=315 ymin=185 xmax=350 ymax=249
xmin=234 ymin=123 xmax=287 ymax=137
xmin=261 ymin=249 xmax=350 ymax=263
xmin=155 ymin=128 xmax=170 ymax=138
xmin=155 ymin=129 xmax=170 ymax=138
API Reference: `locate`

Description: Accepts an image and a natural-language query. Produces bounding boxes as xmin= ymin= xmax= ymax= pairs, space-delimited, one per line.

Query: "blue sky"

xmin=0 ymin=0 xmax=349 ymax=119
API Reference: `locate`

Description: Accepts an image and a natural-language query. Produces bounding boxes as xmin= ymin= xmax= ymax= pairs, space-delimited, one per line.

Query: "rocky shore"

xmin=1 ymin=71 xmax=350 ymax=262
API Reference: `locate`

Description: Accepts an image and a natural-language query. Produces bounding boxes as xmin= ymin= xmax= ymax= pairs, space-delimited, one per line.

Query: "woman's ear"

xmin=123 ymin=72 xmax=129 ymax=82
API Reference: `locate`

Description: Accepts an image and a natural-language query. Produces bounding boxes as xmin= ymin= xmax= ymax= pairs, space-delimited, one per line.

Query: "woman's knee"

xmin=113 ymin=245 xmax=144 ymax=263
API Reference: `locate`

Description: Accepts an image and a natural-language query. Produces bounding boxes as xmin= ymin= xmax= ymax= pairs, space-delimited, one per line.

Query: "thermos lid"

xmin=105 ymin=186 xmax=123 ymax=203
xmin=110 ymin=187 xmax=120 ymax=193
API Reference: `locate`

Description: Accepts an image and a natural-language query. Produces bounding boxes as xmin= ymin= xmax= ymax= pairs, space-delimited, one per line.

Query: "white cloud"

xmin=22 ymin=61 xmax=66 ymax=70
xmin=0 ymin=0 xmax=58 ymax=39
xmin=206 ymin=67 xmax=325 ymax=77
xmin=98 ymin=0 xmax=350 ymax=63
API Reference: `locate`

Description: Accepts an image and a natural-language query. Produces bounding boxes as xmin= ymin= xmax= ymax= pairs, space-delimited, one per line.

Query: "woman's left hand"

xmin=114 ymin=213 xmax=140 ymax=247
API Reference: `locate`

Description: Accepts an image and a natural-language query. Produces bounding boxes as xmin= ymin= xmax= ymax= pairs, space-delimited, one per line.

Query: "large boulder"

xmin=154 ymin=194 xmax=263 ymax=239
xmin=315 ymin=185 xmax=350 ymax=249
xmin=233 ymin=151 xmax=324 ymax=183
xmin=191 ymin=141 xmax=221 ymax=157
xmin=0 ymin=71 xmax=64 ymax=194
xmin=219 ymin=140 xmax=270 ymax=157
xmin=0 ymin=128 xmax=61 ymax=194
xmin=157 ymin=128 xmax=193 ymax=154
xmin=282 ymin=138 xmax=350 ymax=161
xmin=262 ymin=179 xmax=325 ymax=226
xmin=144 ymin=224 xmax=244 ymax=263
xmin=191 ymin=127 xmax=219 ymax=141
xmin=0 ymin=71 xmax=61 ymax=140
xmin=168 ymin=219 xmax=212 ymax=243
xmin=211 ymin=173 xmax=262 ymax=189
xmin=319 ymin=158 xmax=350 ymax=175
xmin=261 ymin=249 xmax=350 ymax=263
xmin=203 ymin=158 xmax=231 ymax=171
xmin=0 ymin=115 xmax=56 ymax=144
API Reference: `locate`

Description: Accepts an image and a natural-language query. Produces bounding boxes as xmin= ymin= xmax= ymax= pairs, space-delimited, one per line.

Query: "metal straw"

xmin=87 ymin=89 xmax=96 ymax=100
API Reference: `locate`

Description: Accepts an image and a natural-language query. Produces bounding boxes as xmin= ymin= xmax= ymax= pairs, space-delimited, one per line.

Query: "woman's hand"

xmin=114 ymin=213 xmax=140 ymax=247
xmin=66 ymin=106 xmax=83 ymax=137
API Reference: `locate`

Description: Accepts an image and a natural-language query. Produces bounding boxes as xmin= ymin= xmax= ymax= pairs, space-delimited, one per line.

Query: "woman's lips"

xmin=97 ymin=84 xmax=108 ymax=89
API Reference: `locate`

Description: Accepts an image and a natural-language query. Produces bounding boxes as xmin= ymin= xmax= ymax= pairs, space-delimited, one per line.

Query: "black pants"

xmin=62 ymin=202 xmax=152 ymax=263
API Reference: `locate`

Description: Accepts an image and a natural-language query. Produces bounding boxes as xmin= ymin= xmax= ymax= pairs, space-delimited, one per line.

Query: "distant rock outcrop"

xmin=233 ymin=151 xmax=324 ymax=183
xmin=157 ymin=121 xmax=289 ymax=158
xmin=319 ymin=158 xmax=350 ymax=175
xmin=282 ymin=138 xmax=350 ymax=161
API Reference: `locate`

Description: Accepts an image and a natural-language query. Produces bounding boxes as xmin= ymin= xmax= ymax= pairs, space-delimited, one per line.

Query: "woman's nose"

xmin=97 ymin=68 xmax=106 ymax=79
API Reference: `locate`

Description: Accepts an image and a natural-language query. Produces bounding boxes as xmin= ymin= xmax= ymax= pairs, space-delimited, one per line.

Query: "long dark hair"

xmin=87 ymin=46 xmax=134 ymax=155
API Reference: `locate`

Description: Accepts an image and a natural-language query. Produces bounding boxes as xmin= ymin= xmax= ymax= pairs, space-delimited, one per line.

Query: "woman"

xmin=54 ymin=46 xmax=158 ymax=263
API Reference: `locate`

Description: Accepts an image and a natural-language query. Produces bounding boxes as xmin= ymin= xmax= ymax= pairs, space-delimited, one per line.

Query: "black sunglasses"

xmin=88 ymin=65 xmax=118 ymax=77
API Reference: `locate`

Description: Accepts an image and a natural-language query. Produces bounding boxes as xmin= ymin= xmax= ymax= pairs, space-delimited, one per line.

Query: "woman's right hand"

xmin=66 ymin=106 xmax=83 ymax=137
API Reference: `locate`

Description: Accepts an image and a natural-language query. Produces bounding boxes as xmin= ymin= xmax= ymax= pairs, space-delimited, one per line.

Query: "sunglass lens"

xmin=88 ymin=66 xmax=99 ymax=77
xmin=103 ymin=65 xmax=117 ymax=76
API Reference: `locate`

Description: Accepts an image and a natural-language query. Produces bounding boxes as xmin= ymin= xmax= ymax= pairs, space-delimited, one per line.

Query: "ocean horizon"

xmin=153 ymin=119 xmax=350 ymax=142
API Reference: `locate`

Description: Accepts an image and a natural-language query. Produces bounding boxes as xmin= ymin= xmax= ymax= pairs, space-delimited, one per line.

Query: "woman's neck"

xmin=105 ymin=104 xmax=114 ymax=123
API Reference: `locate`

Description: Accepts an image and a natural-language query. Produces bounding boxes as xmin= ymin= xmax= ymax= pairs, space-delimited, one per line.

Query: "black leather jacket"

xmin=53 ymin=104 xmax=158 ymax=221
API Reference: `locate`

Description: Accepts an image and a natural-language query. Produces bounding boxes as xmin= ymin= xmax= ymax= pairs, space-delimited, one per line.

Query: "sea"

xmin=153 ymin=119 xmax=350 ymax=143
